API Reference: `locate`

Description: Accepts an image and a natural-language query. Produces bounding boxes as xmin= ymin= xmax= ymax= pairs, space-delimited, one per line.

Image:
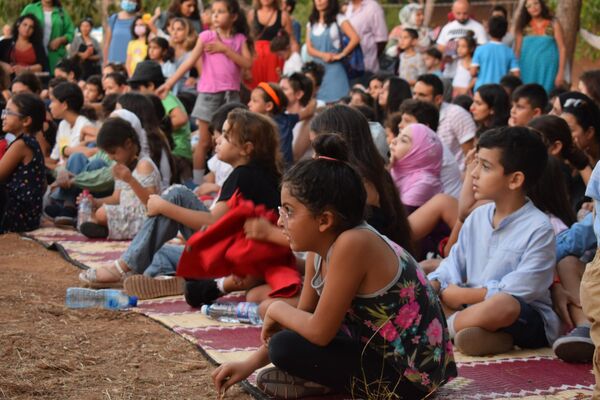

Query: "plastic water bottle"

xmin=77 ymin=189 xmax=93 ymax=229
xmin=65 ymin=288 xmax=138 ymax=310
xmin=200 ymin=302 xmax=262 ymax=325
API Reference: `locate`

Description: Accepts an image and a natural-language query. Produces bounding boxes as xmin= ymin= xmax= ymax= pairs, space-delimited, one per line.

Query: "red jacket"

xmin=177 ymin=192 xmax=301 ymax=298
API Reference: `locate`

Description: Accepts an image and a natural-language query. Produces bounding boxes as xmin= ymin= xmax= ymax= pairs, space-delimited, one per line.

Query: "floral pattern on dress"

xmin=342 ymin=242 xmax=457 ymax=395
xmin=1 ymin=135 xmax=45 ymax=233
xmin=104 ymin=157 xmax=162 ymax=240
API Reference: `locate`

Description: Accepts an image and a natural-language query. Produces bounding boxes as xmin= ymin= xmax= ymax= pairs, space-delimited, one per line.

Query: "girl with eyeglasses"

xmin=0 ymin=93 xmax=46 ymax=233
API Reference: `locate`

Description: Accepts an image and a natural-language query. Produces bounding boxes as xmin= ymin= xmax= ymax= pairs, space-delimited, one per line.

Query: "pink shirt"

xmin=345 ymin=0 xmax=388 ymax=72
xmin=197 ymin=30 xmax=246 ymax=93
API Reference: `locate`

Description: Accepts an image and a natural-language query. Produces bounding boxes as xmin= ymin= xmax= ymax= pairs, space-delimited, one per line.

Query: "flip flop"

xmin=123 ymin=275 xmax=185 ymax=300
xmin=79 ymin=222 xmax=109 ymax=239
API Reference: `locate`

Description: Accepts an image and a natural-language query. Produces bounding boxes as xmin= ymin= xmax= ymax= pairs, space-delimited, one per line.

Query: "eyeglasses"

xmin=1 ymin=109 xmax=23 ymax=119
xmin=278 ymin=206 xmax=289 ymax=227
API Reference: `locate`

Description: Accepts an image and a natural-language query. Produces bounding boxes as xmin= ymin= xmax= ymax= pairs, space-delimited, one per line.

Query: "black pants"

xmin=268 ymin=330 xmax=427 ymax=399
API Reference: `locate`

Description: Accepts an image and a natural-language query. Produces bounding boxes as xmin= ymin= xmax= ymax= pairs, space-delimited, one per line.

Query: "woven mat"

xmin=25 ymin=227 xmax=596 ymax=399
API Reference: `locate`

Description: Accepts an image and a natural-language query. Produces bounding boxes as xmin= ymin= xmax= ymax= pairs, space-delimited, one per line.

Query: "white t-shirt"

xmin=440 ymin=145 xmax=463 ymax=198
xmin=436 ymin=19 xmax=487 ymax=78
xmin=438 ymin=102 xmax=476 ymax=169
xmin=308 ymin=14 xmax=348 ymax=50
xmin=283 ymin=52 xmax=303 ymax=76
xmin=43 ymin=11 xmax=52 ymax=52
xmin=50 ymin=115 xmax=94 ymax=163
xmin=207 ymin=155 xmax=233 ymax=187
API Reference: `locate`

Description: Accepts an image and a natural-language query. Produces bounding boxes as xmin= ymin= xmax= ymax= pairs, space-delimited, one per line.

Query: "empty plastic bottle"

xmin=200 ymin=302 xmax=262 ymax=325
xmin=77 ymin=189 xmax=93 ymax=230
xmin=65 ymin=288 xmax=138 ymax=310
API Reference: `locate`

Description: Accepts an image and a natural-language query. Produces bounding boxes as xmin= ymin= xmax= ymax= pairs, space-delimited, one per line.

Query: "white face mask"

xmin=134 ymin=25 xmax=147 ymax=37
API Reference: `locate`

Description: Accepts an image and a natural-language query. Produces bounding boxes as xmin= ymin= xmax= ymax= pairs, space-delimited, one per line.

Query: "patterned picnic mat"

xmin=25 ymin=227 xmax=597 ymax=399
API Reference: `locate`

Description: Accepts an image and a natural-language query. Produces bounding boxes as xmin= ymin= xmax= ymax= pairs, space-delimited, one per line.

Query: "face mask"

xmin=121 ymin=0 xmax=137 ymax=13
xmin=134 ymin=25 xmax=147 ymax=37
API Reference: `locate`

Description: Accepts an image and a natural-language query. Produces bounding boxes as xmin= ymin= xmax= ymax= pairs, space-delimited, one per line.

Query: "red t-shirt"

xmin=12 ymin=45 xmax=36 ymax=66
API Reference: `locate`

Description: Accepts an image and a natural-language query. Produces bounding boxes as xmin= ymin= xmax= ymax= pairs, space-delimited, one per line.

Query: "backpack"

xmin=335 ymin=22 xmax=365 ymax=79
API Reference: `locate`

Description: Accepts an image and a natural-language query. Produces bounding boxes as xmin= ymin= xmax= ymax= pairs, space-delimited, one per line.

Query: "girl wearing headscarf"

xmin=389 ymin=123 xmax=442 ymax=212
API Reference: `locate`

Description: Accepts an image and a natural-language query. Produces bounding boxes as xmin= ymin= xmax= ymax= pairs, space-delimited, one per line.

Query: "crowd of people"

xmin=1 ymin=0 xmax=600 ymax=398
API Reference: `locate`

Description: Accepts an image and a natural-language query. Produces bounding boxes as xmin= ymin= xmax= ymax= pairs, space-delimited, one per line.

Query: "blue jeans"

xmin=121 ymin=185 xmax=207 ymax=274
xmin=556 ymin=213 xmax=596 ymax=261
xmin=51 ymin=152 xmax=106 ymax=204
xmin=144 ymin=244 xmax=184 ymax=277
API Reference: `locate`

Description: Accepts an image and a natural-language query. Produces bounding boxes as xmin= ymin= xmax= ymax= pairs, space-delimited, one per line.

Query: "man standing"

xmin=345 ymin=0 xmax=388 ymax=74
xmin=437 ymin=0 xmax=487 ymax=79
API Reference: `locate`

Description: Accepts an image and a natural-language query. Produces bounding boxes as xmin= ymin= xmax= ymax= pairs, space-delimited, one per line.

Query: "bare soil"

xmin=0 ymin=233 xmax=253 ymax=400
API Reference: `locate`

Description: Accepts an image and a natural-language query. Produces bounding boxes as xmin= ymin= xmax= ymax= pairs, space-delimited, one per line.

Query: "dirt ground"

xmin=0 ymin=233 xmax=253 ymax=400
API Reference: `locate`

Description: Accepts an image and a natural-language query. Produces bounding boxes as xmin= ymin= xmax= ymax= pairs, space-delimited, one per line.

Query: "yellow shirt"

xmin=127 ymin=39 xmax=148 ymax=76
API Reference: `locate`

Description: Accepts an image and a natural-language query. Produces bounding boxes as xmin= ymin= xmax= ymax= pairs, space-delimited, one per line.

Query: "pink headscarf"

xmin=391 ymin=123 xmax=443 ymax=208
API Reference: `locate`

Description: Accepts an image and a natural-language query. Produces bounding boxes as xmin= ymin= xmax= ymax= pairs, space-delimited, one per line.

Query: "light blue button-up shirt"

xmin=585 ymin=161 xmax=600 ymax=246
xmin=428 ymin=200 xmax=560 ymax=345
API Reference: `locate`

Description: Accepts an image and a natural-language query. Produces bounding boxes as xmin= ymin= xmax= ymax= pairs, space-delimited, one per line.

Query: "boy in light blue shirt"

xmin=471 ymin=16 xmax=519 ymax=91
xmin=429 ymin=126 xmax=560 ymax=356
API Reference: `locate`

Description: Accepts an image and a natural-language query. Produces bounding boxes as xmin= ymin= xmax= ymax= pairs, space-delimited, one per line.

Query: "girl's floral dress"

xmin=312 ymin=223 xmax=457 ymax=397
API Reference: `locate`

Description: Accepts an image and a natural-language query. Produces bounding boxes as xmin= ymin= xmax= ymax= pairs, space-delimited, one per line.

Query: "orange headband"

xmin=258 ymin=82 xmax=280 ymax=107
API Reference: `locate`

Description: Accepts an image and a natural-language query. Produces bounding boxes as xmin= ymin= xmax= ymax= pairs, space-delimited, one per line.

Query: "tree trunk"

xmin=556 ymin=0 xmax=582 ymax=83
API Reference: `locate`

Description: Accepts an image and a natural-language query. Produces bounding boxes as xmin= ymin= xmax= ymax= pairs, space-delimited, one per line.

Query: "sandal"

xmin=256 ymin=367 xmax=335 ymax=399
xmin=79 ymin=260 xmax=132 ymax=289
xmin=124 ymin=275 xmax=185 ymax=300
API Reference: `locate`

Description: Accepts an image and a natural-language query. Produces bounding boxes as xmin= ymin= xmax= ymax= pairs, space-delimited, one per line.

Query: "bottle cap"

xmin=128 ymin=296 xmax=138 ymax=307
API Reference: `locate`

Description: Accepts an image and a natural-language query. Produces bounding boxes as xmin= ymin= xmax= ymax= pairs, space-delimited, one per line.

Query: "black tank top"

xmin=253 ymin=9 xmax=282 ymax=41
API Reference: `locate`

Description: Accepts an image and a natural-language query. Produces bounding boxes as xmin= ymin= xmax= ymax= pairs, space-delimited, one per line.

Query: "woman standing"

xmin=20 ymin=0 xmax=74 ymax=75
xmin=515 ymin=0 xmax=566 ymax=93
xmin=306 ymin=0 xmax=359 ymax=103
xmin=247 ymin=0 xmax=297 ymax=89
xmin=0 ymin=14 xmax=48 ymax=75
xmin=155 ymin=0 xmax=202 ymax=35
xmin=388 ymin=3 xmax=431 ymax=52
xmin=69 ymin=18 xmax=102 ymax=80
xmin=103 ymin=0 xmax=142 ymax=65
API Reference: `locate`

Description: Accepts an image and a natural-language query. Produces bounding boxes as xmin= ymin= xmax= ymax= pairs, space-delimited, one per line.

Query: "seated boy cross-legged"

xmin=428 ymin=127 xmax=560 ymax=356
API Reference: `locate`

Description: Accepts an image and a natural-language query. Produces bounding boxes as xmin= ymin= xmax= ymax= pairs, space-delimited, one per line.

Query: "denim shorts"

xmin=500 ymin=296 xmax=548 ymax=349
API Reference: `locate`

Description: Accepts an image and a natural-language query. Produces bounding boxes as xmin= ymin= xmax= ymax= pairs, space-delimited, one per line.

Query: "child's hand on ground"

xmin=146 ymin=194 xmax=167 ymax=216
xmin=112 ymin=164 xmax=133 ymax=183
xmin=211 ymin=361 xmax=255 ymax=398
xmin=243 ymin=218 xmax=274 ymax=241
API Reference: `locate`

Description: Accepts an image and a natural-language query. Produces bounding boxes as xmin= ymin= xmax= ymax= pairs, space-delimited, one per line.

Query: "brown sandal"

xmin=123 ymin=275 xmax=185 ymax=300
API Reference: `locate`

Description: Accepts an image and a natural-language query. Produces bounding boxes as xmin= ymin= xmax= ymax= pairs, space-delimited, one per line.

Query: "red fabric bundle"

xmin=176 ymin=192 xmax=301 ymax=298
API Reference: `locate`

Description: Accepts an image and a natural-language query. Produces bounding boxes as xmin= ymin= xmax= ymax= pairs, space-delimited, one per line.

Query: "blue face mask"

xmin=121 ymin=0 xmax=137 ymax=13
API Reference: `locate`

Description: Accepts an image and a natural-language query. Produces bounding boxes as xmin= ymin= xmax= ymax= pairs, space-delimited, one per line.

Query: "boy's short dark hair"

xmin=55 ymin=57 xmax=82 ymax=81
xmin=209 ymin=102 xmax=248 ymax=134
xmin=404 ymin=28 xmax=419 ymax=40
xmin=52 ymin=82 xmax=84 ymax=113
xmin=478 ymin=126 xmax=548 ymax=191
xmin=452 ymin=94 xmax=473 ymax=112
xmin=512 ymin=83 xmax=548 ymax=112
xmin=270 ymin=30 xmax=291 ymax=53
xmin=48 ymin=76 xmax=68 ymax=90
xmin=101 ymin=93 xmax=119 ymax=117
xmin=425 ymin=47 xmax=442 ymax=60
xmin=416 ymin=74 xmax=445 ymax=97
xmin=104 ymin=72 xmax=127 ymax=86
xmin=492 ymin=5 xmax=508 ymax=18
xmin=488 ymin=16 xmax=508 ymax=39
xmin=398 ymin=99 xmax=440 ymax=131
xmin=301 ymin=62 xmax=325 ymax=88
xmin=500 ymin=74 xmax=522 ymax=93
xmin=12 ymin=71 xmax=42 ymax=94
xmin=385 ymin=111 xmax=403 ymax=137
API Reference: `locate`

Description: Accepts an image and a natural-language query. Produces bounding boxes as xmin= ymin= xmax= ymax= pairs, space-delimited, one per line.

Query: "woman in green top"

xmin=21 ymin=0 xmax=75 ymax=75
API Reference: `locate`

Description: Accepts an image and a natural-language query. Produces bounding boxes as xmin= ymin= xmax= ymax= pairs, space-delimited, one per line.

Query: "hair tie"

xmin=258 ymin=82 xmax=280 ymax=107
xmin=318 ymin=155 xmax=339 ymax=162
